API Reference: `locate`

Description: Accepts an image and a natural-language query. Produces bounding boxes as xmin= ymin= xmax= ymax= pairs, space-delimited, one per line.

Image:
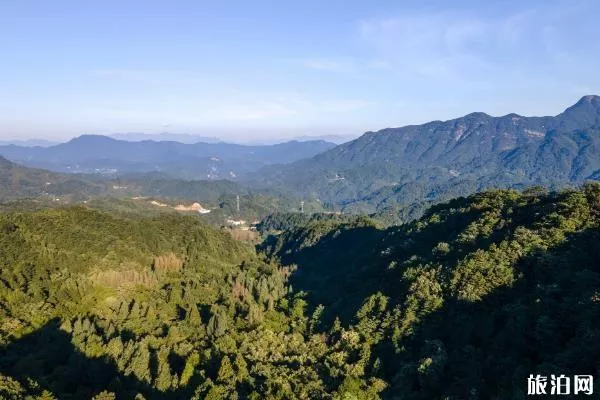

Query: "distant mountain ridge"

xmin=0 ymin=135 xmax=336 ymax=180
xmin=249 ymin=95 xmax=600 ymax=212
xmin=0 ymin=139 xmax=59 ymax=147
xmin=0 ymin=155 xmax=105 ymax=201
xmin=0 ymin=156 xmax=323 ymax=219
xmin=110 ymin=132 xmax=223 ymax=143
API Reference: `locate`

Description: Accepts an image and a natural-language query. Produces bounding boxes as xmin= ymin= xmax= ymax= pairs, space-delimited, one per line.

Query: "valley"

xmin=0 ymin=136 xmax=335 ymax=181
xmin=1 ymin=179 xmax=599 ymax=399
xmin=1 ymin=96 xmax=600 ymax=399
xmin=3 ymin=1 xmax=600 ymax=398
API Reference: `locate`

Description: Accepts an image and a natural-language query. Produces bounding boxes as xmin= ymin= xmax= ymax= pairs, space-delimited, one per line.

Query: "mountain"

xmin=0 ymin=135 xmax=336 ymax=180
xmin=1 ymin=185 xmax=599 ymax=398
xmin=0 ymin=156 xmax=324 ymax=223
xmin=0 ymin=155 xmax=245 ymax=203
xmin=249 ymin=95 xmax=600 ymax=212
xmin=259 ymin=185 xmax=600 ymax=399
xmin=110 ymin=132 xmax=223 ymax=143
xmin=243 ymin=134 xmax=359 ymax=145
xmin=0 ymin=139 xmax=59 ymax=147
xmin=0 ymin=155 xmax=107 ymax=202
xmin=288 ymin=134 xmax=359 ymax=144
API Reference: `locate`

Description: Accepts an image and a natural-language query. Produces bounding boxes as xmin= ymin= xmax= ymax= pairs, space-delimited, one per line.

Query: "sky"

xmin=1 ymin=0 xmax=599 ymax=142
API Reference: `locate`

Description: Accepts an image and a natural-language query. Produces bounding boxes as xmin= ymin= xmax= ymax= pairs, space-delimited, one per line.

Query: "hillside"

xmin=0 ymin=206 xmax=389 ymax=399
xmin=0 ymin=156 xmax=244 ymax=205
xmin=260 ymin=184 xmax=600 ymax=398
xmin=0 ymin=186 xmax=599 ymax=398
xmin=251 ymin=96 xmax=600 ymax=212
xmin=0 ymin=136 xmax=336 ymax=180
xmin=0 ymin=158 xmax=326 ymax=225
xmin=0 ymin=156 xmax=106 ymax=202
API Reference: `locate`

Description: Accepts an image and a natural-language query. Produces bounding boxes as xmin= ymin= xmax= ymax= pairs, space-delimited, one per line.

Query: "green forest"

xmin=1 ymin=184 xmax=599 ymax=399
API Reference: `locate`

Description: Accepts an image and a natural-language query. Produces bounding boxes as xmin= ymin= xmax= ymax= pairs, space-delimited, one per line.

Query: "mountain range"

xmin=110 ymin=132 xmax=223 ymax=143
xmin=2 ymin=95 xmax=600 ymax=216
xmin=0 ymin=135 xmax=336 ymax=180
xmin=0 ymin=139 xmax=59 ymax=147
xmin=0 ymin=155 xmax=108 ymax=202
xmin=2 ymin=97 xmax=600 ymax=399
xmin=0 ymin=155 xmax=329 ymax=223
xmin=250 ymin=95 xmax=600 ymax=212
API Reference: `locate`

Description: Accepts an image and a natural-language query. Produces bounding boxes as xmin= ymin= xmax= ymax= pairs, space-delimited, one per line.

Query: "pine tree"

xmin=207 ymin=311 xmax=227 ymax=338
xmin=180 ymin=352 xmax=200 ymax=386
xmin=126 ymin=344 xmax=151 ymax=384
xmin=155 ymin=347 xmax=174 ymax=392
xmin=92 ymin=391 xmax=117 ymax=400
xmin=217 ymin=356 xmax=235 ymax=384
xmin=233 ymin=353 xmax=249 ymax=382
xmin=37 ymin=390 xmax=57 ymax=400
xmin=188 ymin=304 xmax=201 ymax=326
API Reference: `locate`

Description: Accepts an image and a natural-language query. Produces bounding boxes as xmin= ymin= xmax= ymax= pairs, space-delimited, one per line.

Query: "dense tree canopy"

xmin=1 ymin=185 xmax=599 ymax=398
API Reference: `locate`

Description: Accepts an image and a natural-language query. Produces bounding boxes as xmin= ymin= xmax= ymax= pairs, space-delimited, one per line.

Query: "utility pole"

xmin=300 ymin=201 xmax=304 ymax=213
xmin=236 ymin=195 xmax=240 ymax=214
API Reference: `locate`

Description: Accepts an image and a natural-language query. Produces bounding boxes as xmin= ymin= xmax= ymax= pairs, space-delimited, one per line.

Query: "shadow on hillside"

xmin=0 ymin=320 xmax=195 ymax=400
xmin=270 ymin=190 xmax=600 ymax=397
xmin=276 ymin=208 xmax=495 ymax=324
xmin=281 ymin=190 xmax=574 ymax=325
xmin=278 ymin=225 xmax=387 ymax=324
xmin=374 ymin=226 xmax=600 ymax=399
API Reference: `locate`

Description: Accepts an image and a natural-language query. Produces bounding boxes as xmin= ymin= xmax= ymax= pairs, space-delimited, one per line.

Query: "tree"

xmin=217 ymin=355 xmax=235 ymax=384
xmin=180 ymin=352 xmax=200 ymax=386
xmin=233 ymin=353 xmax=249 ymax=383
xmin=126 ymin=344 xmax=152 ymax=384
xmin=155 ymin=347 xmax=173 ymax=392
xmin=207 ymin=311 xmax=228 ymax=338
xmin=92 ymin=391 xmax=117 ymax=400
xmin=36 ymin=391 xmax=57 ymax=400
xmin=309 ymin=304 xmax=325 ymax=334
xmin=0 ymin=374 xmax=25 ymax=400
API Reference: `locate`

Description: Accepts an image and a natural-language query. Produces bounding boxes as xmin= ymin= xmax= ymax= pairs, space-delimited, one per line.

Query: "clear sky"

xmin=1 ymin=0 xmax=599 ymax=142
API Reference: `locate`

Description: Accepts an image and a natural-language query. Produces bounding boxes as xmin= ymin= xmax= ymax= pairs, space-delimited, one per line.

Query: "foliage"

xmin=263 ymin=184 xmax=600 ymax=399
xmin=1 ymin=184 xmax=600 ymax=398
xmin=0 ymin=206 xmax=376 ymax=399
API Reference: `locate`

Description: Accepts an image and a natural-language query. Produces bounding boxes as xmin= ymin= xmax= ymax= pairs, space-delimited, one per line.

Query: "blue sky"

xmin=1 ymin=0 xmax=599 ymax=142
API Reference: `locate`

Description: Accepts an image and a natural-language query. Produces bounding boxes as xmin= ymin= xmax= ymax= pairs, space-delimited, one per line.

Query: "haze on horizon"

xmin=1 ymin=0 xmax=599 ymax=142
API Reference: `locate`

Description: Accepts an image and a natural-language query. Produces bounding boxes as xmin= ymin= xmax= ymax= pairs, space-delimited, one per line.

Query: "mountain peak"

xmin=577 ymin=94 xmax=600 ymax=103
xmin=464 ymin=112 xmax=491 ymax=119
xmin=70 ymin=134 xmax=118 ymax=143
xmin=560 ymin=95 xmax=600 ymax=126
xmin=568 ymin=95 xmax=600 ymax=110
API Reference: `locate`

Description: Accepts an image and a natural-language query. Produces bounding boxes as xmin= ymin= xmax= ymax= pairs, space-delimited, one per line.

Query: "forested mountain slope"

xmin=261 ymin=184 xmax=600 ymax=398
xmin=1 ymin=185 xmax=599 ymax=398
xmin=0 ymin=156 xmax=106 ymax=202
xmin=0 ymin=155 xmax=242 ymax=204
xmin=0 ymin=207 xmax=386 ymax=399
xmin=252 ymin=95 xmax=600 ymax=212
xmin=0 ymin=157 xmax=324 ymax=222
